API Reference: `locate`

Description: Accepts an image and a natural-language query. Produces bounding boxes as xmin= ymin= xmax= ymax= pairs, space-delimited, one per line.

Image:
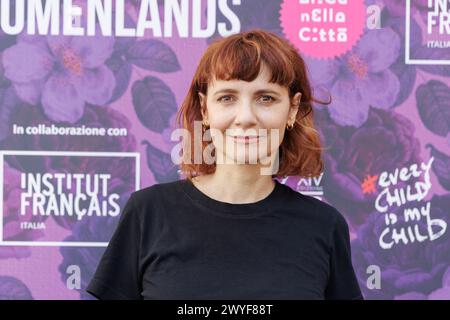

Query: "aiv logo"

xmin=281 ymin=173 xmax=324 ymax=200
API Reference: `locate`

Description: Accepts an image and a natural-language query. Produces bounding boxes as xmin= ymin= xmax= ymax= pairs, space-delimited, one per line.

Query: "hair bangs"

xmin=201 ymin=32 xmax=296 ymax=94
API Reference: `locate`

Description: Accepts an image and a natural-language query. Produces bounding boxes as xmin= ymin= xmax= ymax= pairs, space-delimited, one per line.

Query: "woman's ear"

xmin=288 ymin=92 xmax=302 ymax=122
xmin=198 ymin=92 xmax=208 ymax=121
xmin=292 ymin=92 xmax=302 ymax=108
xmin=198 ymin=92 xmax=206 ymax=106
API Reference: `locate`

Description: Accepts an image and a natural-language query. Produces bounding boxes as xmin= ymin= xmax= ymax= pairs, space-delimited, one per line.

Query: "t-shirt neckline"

xmin=179 ymin=178 xmax=285 ymax=217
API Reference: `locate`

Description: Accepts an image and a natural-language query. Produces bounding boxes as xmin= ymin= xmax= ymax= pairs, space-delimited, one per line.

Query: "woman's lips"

xmin=228 ymin=135 xmax=260 ymax=144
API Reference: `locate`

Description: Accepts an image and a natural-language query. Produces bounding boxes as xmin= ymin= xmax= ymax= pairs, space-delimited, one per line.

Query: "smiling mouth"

xmin=228 ymin=135 xmax=261 ymax=143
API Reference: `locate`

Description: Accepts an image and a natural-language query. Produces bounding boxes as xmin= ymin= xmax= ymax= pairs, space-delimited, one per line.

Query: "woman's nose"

xmin=234 ymin=100 xmax=258 ymax=127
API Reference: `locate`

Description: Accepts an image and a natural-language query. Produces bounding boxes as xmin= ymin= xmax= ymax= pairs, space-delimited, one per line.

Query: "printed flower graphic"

xmin=2 ymin=28 xmax=115 ymax=123
xmin=58 ymin=191 xmax=132 ymax=300
xmin=382 ymin=0 xmax=429 ymax=17
xmin=0 ymin=162 xmax=47 ymax=259
xmin=0 ymin=276 xmax=33 ymax=299
xmin=304 ymin=28 xmax=401 ymax=127
xmin=315 ymin=107 xmax=421 ymax=228
xmin=351 ymin=194 xmax=450 ymax=300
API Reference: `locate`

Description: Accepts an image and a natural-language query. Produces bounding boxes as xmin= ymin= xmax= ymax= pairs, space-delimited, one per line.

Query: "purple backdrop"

xmin=0 ymin=0 xmax=449 ymax=300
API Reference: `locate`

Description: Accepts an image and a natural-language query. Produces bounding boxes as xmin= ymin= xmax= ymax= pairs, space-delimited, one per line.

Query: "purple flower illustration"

xmin=0 ymin=276 xmax=33 ymax=299
xmin=352 ymin=194 xmax=450 ymax=299
xmin=426 ymin=267 xmax=450 ymax=299
xmin=314 ymin=107 xmax=421 ymax=228
xmin=382 ymin=0 xmax=429 ymax=17
xmin=161 ymin=113 xmax=179 ymax=144
xmin=304 ymin=28 xmax=401 ymax=127
xmin=2 ymin=27 xmax=115 ymax=123
xmin=58 ymin=189 xmax=132 ymax=300
xmin=0 ymin=162 xmax=47 ymax=259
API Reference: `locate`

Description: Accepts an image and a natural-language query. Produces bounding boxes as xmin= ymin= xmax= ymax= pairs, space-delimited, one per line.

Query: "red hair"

xmin=176 ymin=29 xmax=330 ymax=181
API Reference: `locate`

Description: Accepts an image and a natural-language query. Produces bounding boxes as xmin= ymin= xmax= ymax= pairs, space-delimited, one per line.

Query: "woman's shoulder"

xmin=120 ymin=180 xmax=186 ymax=224
xmin=134 ymin=179 xmax=183 ymax=194
xmin=281 ymin=183 xmax=344 ymax=227
xmin=129 ymin=179 xmax=185 ymax=205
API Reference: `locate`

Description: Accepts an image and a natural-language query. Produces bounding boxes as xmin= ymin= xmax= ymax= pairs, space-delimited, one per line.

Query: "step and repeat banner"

xmin=0 ymin=0 xmax=449 ymax=300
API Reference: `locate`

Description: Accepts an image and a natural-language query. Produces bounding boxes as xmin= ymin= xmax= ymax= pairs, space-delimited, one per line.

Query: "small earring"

xmin=202 ymin=121 xmax=209 ymax=132
xmin=286 ymin=122 xmax=294 ymax=131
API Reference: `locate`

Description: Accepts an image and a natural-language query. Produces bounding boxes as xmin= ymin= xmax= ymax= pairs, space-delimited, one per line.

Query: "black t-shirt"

xmin=86 ymin=178 xmax=363 ymax=300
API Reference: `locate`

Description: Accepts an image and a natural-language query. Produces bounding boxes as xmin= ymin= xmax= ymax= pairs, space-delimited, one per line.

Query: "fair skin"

xmin=193 ymin=63 xmax=302 ymax=204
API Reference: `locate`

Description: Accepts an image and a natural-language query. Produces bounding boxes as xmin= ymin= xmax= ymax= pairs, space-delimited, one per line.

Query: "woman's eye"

xmin=260 ymin=95 xmax=275 ymax=103
xmin=217 ymin=95 xmax=275 ymax=104
xmin=218 ymin=95 xmax=234 ymax=103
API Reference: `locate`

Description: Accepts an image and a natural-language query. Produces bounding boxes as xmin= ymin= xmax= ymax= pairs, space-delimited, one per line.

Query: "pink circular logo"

xmin=279 ymin=0 xmax=366 ymax=59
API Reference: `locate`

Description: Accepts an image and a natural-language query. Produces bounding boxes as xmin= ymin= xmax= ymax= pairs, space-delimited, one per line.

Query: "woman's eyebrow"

xmin=213 ymin=88 xmax=281 ymax=96
xmin=213 ymin=88 xmax=239 ymax=96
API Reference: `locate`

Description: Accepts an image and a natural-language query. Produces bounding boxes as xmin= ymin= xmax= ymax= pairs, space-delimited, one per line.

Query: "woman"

xmin=86 ymin=29 xmax=363 ymax=300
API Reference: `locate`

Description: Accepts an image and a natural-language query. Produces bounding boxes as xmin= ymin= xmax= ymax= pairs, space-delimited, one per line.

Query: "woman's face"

xmin=198 ymin=63 xmax=302 ymax=167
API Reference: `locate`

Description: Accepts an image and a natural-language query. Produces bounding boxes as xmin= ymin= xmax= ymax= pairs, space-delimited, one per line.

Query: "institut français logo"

xmin=0 ymin=150 xmax=140 ymax=247
xmin=406 ymin=0 xmax=450 ymax=65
